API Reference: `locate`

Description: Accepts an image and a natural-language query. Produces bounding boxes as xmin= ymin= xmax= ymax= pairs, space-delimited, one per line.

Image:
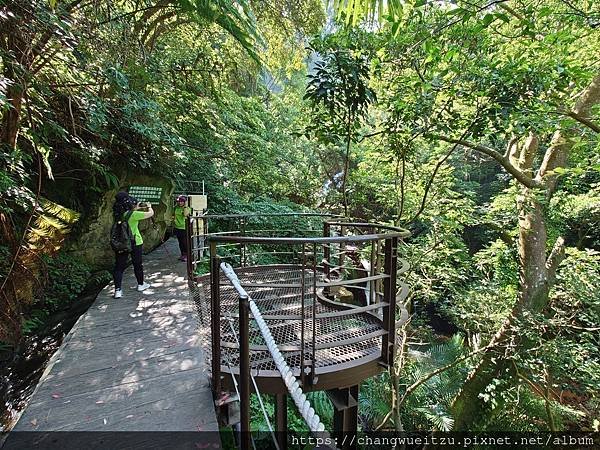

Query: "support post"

xmin=240 ymin=217 xmax=246 ymax=267
xmin=239 ymin=293 xmax=251 ymax=450
xmin=300 ymin=243 xmax=306 ymax=388
xmin=329 ymin=385 xmax=359 ymax=450
xmin=369 ymin=228 xmax=376 ymax=306
xmin=274 ymin=393 xmax=288 ymax=450
xmin=210 ymin=242 xmax=221 ymax=395
xmin=311 ymin=242 xmax=317 ymax=385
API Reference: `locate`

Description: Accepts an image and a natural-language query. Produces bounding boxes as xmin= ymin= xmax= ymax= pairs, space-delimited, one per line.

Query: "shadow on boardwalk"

xmin=7 ymin=239 xmax=218 ymax=439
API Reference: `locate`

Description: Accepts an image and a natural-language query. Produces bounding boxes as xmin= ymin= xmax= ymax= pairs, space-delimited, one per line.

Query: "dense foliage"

xmin=0 ymin=0 xmax=325 ymax=343
xmin=1 ymin=0 xmax=598 ymax=435
xmin=323 ymin=0 xmax=600 ymax=433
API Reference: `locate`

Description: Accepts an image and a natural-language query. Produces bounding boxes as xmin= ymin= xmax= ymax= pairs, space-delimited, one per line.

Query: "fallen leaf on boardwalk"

xmin=103 ymin=418 xmax=107 ymax=425
xmin=126 ymin=415 xmax=134 ymax=419
xmin=30 ymin=419 xmax=37 ymax=426
xmin=95 ymin=400 xmax=104 ymax=404
xmin=51 ymin=393 xmax=61 ymax=399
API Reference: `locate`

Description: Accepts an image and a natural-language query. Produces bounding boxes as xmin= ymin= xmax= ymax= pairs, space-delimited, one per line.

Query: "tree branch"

xmin=503 ymin=135 xmax=519 ymax=158
xmin=427 ymin=134 xmax=541 ymax=189
xmin=484 ymin=221 xmax=514 ymax=245
xmin=498 ymin=3 xmax=524 ymax=20
xmin=566 ymin=110 xmax=600 ymax=133
xmin=546 ymin=236 xmax=565 ymax=286
xmin=396 ymin=340 xmax=501 ymax=411
xmin=517 ymin=131 xmax=538 ymax=176
xmin=536 ymin=73 xmax=600 ymax=195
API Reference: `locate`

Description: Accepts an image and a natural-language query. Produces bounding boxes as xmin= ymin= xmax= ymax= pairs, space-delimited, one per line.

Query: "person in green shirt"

xmin=172 ymin=195 xmax=190 ymax=261
xmin=112 ymin=192 xmax=154 ymax=298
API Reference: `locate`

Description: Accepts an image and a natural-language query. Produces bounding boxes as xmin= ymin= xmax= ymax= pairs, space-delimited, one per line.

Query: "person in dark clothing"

xmin=172 ymin=195 xmax=190 ymax=261
xmin=112 ymin=191 xmax=154 ymax=298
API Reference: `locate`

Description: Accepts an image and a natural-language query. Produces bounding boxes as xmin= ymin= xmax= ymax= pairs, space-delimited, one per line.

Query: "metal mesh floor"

xmin=191 ymin=265 xmax=384 ymax=375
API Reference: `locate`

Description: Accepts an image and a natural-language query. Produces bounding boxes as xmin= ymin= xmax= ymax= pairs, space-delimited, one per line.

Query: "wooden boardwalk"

xmin=9 ymin=240 xmax=219 ymax=441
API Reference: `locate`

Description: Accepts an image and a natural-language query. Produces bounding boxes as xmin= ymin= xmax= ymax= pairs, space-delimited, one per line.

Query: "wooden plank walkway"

xmin=9 ymin=239 xmax=219 ymax=441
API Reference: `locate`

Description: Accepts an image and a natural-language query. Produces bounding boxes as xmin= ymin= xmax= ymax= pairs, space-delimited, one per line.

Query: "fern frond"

xmin=39 ymin=198 xmax=80 ymax=224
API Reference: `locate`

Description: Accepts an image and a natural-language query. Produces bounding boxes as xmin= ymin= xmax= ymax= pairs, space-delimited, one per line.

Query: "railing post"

xmin=203 ymin=215 xmax=209 ymax=259
xmin=240 ymin=217 xmax=246 ymax=267
xmin=210 ymin=242 xmax=221 ymax=395
xmin=323 ymin=222 xmax=331 ymax=281
xmin=388 ymin=237 xmax=398 ymax=365
xmin=300 ymin=243 xmax=306 ymax=388
xmin=185 ymin=216 xmax=193 ymax=280
xmin=381 ymin=238 xmax=392 ymax=365
xmin=339 ymin=225 xmax=346 ymax=273
xmin=239 ymin=293 xmax=251 ymax=450
xmin=369 ymin=228 xmax=376 ymax=306
xmin=311 ymin=242 xmax=317 ymax=385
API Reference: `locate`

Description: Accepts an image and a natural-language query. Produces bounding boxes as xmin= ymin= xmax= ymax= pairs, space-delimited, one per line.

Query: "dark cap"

xmin=115 ymin=191 xmax=130 ymax=202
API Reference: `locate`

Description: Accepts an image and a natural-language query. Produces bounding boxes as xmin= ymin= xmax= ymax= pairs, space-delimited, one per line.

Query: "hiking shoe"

xmin=179 ymin=255 xmax=187 ymax=262
xmin=114 ymin=289 xmax=123 ymax=299
xmin=137 ymin=282 xmax=151 ymax=292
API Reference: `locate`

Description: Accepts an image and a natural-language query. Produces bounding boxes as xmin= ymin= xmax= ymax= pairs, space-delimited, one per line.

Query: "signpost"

xmin=128 ymin=186 xmax=163 ymax=205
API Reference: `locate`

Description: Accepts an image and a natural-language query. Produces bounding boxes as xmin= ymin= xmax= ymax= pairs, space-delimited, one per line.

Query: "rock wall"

xmin=69 ymin=174 xmax=175 ymax=268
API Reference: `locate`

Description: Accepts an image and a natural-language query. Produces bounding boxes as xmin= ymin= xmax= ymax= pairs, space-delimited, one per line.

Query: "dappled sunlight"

xmin=10 ymin=240 xmax=214 ymax=432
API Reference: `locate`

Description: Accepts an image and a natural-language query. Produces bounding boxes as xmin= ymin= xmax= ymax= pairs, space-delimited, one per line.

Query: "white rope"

xmin=221 ymin=262 xmax=329 ymax=435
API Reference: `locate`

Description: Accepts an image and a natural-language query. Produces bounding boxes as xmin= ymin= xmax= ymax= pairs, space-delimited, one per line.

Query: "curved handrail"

xmin=325 ymin=220 xmax=410 ymax=236
xmin=194 ymin=212 xmax=341 ymax=219
xmin=207 ymin=232 xmax=407 ymax=245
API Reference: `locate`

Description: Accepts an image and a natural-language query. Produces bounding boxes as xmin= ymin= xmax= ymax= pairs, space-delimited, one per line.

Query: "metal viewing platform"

xmin=187 ymin=214 xmax=410 ymax=448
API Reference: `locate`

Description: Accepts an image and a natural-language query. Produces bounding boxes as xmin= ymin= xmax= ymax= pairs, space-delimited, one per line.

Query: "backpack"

xmin=110 ymin=211 xmax=134 ymax=254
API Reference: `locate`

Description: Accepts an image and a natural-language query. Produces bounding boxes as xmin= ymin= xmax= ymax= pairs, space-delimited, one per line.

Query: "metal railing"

xmin=187 ymin=212 xmax=410 ymax=448
xmin=185 ymin=212 xmax=341 ymax=274
xmin=222 ymin=262 xmax=330 ymax=449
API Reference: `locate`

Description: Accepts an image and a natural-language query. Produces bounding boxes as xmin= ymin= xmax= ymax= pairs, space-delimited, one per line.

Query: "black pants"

xmin=174 ymin=228 xmax=187 ymax=256
xmin=113 ymin=244 xmax=144 ymax=289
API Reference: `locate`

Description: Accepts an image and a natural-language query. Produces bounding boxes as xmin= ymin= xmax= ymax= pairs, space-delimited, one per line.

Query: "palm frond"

xmin=415 ymin=406 xmax=454 ymax=431
xmin=333 ymin=0 xmax=404 ymax=26
xmin=178 ymin=0 xmax=263 ymax=63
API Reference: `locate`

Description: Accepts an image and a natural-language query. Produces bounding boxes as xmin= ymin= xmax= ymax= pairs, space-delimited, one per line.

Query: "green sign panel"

xmin=128 ymin=186 xmax=163 ymax=204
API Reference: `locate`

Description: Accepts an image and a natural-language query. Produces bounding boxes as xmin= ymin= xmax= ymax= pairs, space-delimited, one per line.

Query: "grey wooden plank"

xmin=19 ymin=367 xmax=206 ymax=420
xmin=34 ymin=349 xmax=206 ymax=396
xmin=46 ymin=335 xmax=202 ymax=375
xmin=11 ymin=239 xmax=219 ymax=439
xmin=16 ymin=372 xmax=212 ymax=431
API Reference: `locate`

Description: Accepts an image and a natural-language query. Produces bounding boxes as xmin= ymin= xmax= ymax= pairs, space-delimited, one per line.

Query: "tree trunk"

xmin=451 ymin=184 xmax=550 ymax=428
xmin=1 ymin=82 xmax=24 ymax=150
xmin=451 ymin=73 xmax=600 ymax=429
xmin=341 ymin=115 xmax=352 ymax=217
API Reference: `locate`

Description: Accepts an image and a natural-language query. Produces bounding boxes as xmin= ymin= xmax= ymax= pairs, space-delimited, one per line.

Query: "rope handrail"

xmin=220 ymin=262 xmax=329 ymax=436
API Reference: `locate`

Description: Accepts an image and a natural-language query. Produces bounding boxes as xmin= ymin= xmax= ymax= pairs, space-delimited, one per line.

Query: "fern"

xmin=397 ymin=334 xmax=469 ymax=431
xmin=0 ymin=198 xmax=80 ymax=344
xmin=359 ymin=372 xmax=392 ymax=429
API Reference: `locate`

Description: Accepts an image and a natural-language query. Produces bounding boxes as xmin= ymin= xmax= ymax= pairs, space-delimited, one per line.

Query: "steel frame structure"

xmin=186 ymin=213 xmax=410 ymax=449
